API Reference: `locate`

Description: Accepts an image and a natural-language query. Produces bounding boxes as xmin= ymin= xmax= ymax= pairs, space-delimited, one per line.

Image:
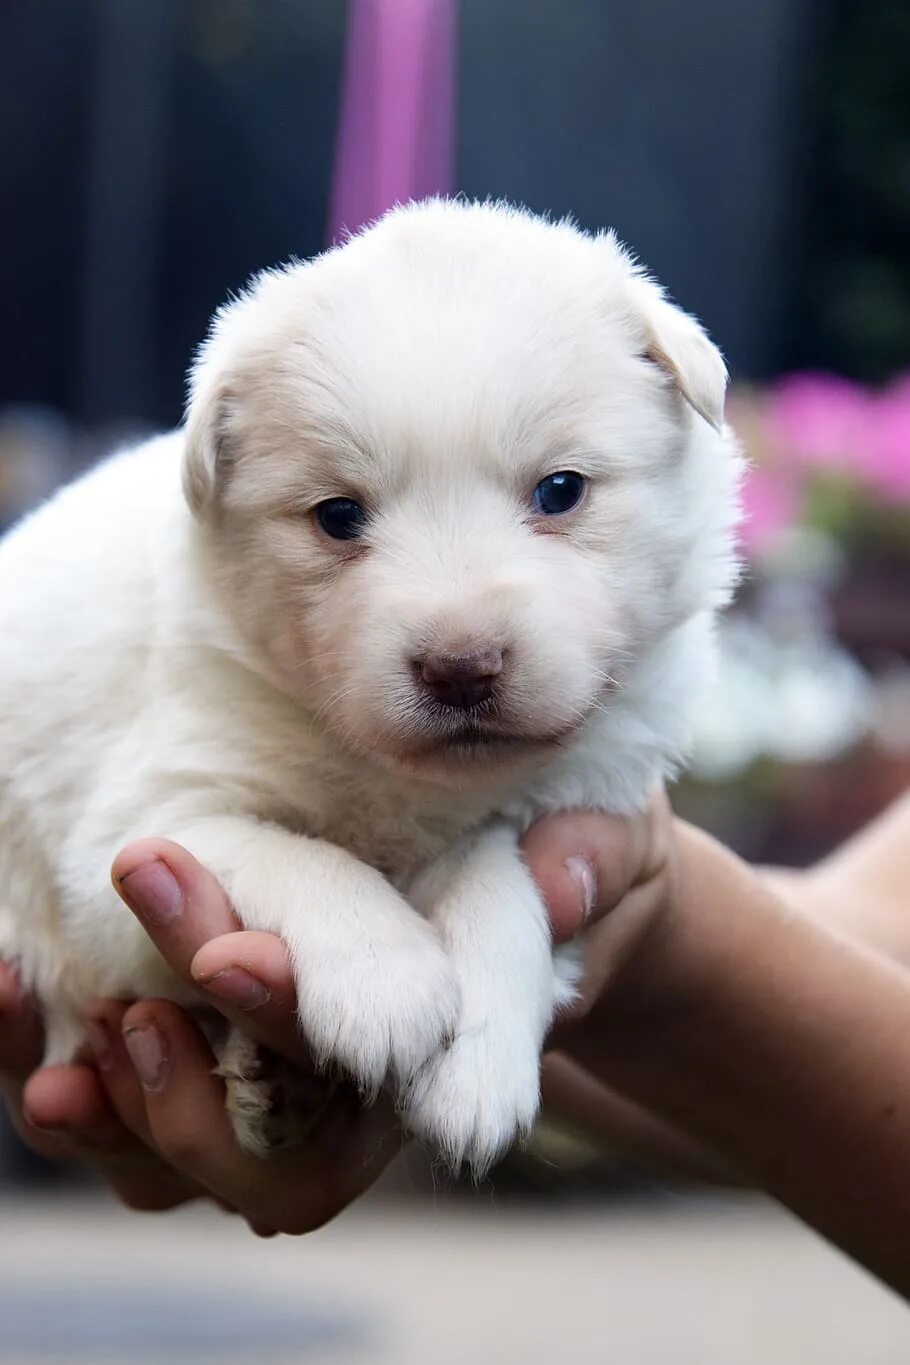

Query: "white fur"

xmin=0 ymin=200 xmax=742 ymax=1171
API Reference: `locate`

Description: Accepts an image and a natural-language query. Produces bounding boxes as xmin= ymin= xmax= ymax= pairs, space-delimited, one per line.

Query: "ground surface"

xmin=1 ymin=1183 xmax=905 ymax=1363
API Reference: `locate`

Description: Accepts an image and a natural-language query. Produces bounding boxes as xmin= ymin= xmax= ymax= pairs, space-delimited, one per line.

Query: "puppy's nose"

xmin=418 ymin=648 xmax=503 ymax=710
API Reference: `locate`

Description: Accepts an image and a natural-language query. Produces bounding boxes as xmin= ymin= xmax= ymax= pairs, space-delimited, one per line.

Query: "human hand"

xmin=521 ymin=791 xmax=737 ymax=1181
xmin=109 ymin=804 xmax=706 ymax=1194
xmin=524 ymin=788 xmax=676 ymax=1006
xmin=0 ymin=793 xmax=703 ymax=1206
xmin=4 ymin=842 xmax=403 ymax=1235
xmin=525 ymin=793 xmax=910 ymax=1301
xmin=0 ymin=958 xmax=206 ymax=1212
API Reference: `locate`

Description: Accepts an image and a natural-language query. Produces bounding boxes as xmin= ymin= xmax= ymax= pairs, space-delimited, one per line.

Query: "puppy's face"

xmin=185 ymin=203 xmax=737 ymax=786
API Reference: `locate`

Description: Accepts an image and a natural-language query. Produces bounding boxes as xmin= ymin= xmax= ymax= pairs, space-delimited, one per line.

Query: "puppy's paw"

xmin=295 ymin=926 xmax=461 ymax=1099
xmin=402 ymin=1024 xmax=541 ymax=1176
xmin=215 ymin=1027 xmax=335 ymax=1158
xmin=552 ymin=940 xmax=584 ymax=1012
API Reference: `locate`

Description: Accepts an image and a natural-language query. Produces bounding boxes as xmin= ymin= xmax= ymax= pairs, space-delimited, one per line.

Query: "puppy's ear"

xmin=622 ymin=259 xmax=727 ymax=431
xmin=182 ymin=374 xmax=233 ymax=518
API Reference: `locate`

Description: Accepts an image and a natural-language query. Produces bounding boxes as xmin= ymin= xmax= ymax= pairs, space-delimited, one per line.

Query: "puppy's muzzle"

xmin=416 ymin=647 xmax=503 ymax=711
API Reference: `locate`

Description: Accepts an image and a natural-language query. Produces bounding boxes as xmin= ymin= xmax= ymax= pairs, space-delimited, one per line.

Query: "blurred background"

xmin=1 ymin=1 xmax=909 ymax=1360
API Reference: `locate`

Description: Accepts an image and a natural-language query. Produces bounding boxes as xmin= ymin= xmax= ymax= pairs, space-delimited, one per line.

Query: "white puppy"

xmin=0 ymin=200 xmax=741 ymax=1172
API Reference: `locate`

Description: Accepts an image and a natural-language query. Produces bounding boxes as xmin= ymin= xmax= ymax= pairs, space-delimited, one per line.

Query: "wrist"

xmin=598 ymin=820 xmax=745 ymax=1017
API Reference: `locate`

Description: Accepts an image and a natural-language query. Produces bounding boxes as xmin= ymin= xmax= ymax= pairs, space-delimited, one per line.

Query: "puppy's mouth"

xmin=319 ymin=680 xmax=608 ymax=779
xmin=409 ymin=714 xmax=585 ymax=760
xmin=349 ymin=700 xmax=599 ymax=787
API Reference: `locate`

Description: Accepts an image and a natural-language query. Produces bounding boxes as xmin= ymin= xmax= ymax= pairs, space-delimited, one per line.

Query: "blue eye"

xmin=532 ymin=471 xmax=587 ymax=516
xmin=315 ymin=498 xmax=368 ymax=541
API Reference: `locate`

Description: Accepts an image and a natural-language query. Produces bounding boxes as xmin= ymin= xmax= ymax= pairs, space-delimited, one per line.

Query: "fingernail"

xmin=118 ymin=861 xmax=183 ymax=925
xmin=199 ymin=968 xmax=271 ymax=1011
xmin=565 ymin=856 xmax=596 ymax=924
xmin=86 ymin=1018 xmax=115 ymax=1072
xmin=24 ymin=1113 xmax=68 ymax=1136
xmin=123 ymin=1024 xmax=169 ymax=1092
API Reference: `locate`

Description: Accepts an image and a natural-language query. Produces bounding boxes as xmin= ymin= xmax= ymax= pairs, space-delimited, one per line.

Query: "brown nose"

xmin=418 ymin=648 xmax=504 ymax=710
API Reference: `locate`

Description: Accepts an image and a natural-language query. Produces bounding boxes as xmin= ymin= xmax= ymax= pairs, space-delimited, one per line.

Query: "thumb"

xmin=522 ymin=796 xmax=669 ymax=944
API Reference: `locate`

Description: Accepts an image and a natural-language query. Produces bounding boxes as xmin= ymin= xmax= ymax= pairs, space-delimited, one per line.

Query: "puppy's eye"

xmin=314 ymin=498 xmax=368 ymax=541
xmin=532 ymin=471 xmax=587 ymax=516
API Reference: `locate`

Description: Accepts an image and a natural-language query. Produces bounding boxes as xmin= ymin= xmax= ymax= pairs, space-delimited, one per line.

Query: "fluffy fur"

xmin=0 ymin=200 xmax=742 ymax=1171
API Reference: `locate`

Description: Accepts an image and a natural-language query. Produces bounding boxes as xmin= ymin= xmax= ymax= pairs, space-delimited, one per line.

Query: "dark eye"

xmin=315 ymin=497 xmax=368 ymax=541
xmin=532 ymin=471 xmax=587 ymax=516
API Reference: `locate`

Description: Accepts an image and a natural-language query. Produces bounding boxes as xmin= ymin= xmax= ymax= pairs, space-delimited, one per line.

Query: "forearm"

xmin=564 ymin=821 xmax=910 ymax=1298
xmin=540 ymin=1052 xmax=739 ymax=1183
xmin=763 ymin=791 xmax=910 ymax=962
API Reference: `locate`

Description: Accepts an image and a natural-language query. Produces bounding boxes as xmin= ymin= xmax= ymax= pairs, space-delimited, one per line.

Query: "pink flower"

xmin=738 ymin=464 xmax=799 ymax=558
xmin=768 ymin=373 xmax=869 ymax=475
xmin=866 ymin=376 xmax=910 ymax=501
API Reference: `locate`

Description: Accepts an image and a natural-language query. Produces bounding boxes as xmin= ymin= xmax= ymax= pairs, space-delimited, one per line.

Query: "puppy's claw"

xmin=402 ymin=1027 xmax=541 ymax=1177
xmin=216 ymin=1028 xmax=337 ymax=1157
xmin=295 ymin=935 xmax=461 ymax=1098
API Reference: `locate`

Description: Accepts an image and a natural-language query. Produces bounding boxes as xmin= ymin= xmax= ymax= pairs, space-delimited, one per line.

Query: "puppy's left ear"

xmin=624 ymin=269 xmax=727 ymax=432
xmin=182 ymin=372 xmax=233 ymax=519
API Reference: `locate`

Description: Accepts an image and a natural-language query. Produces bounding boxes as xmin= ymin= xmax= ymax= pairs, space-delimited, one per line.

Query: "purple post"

xmin=327 ymin=0 xmax=457 ymax=246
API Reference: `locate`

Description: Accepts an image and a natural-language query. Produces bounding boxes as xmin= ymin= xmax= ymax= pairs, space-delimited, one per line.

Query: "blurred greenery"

xmin=806 ymin=476 xmax=910 ymax=551
xmin=792 ymin=1 xmax=910 ymax=380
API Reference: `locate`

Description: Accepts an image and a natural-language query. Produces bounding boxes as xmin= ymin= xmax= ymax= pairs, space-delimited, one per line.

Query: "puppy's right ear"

xmin=182 ymin=373 xmax=233 ymax=519
xmin=605 ymin=232 xmax=727 ymax=432
xmin=626 ymin=274 xmax=727 ymax=431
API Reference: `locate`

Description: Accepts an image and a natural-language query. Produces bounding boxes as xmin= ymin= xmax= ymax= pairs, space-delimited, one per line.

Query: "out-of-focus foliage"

xmin=791 ymin=2 xmax=910 ymax=380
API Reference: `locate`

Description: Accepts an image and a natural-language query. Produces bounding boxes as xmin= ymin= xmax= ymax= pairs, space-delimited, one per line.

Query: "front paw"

xmin=215 ymin=1027 xmax=335 ymax=1158
xmin=402 ymin=1024 xmax=541 ymax=1176
xmin=295 ymin=926 xmax=461 ymax=1099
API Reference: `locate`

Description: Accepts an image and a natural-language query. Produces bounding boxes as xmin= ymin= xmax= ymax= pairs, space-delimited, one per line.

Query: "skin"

xmin=553 ymin=811 xmax=910 ymax=1300
xmin=3 ymin=793 xmax=910 ymax=1292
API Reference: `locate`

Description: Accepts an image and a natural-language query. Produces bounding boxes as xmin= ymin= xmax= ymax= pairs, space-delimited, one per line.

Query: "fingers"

xmin=524 ymin=795 xmax=677 ymax=1025
xmin=189 ymin=931 xmax=304 ymax=1063
xmin=119 ymin=1000 xmax=241 ymax=1185
xmin=119 ymin=998 xmax=403 ymax=1234
xmin=522 ymin=793 xmax=671 ymax=944
xmin=112 ymin=839 xmax=239 ymax=972
xmin=22 ymin=998 xmax=215 ymax=1212
xmin=84 ymin=999 xmax=223 ymax=1213
xmin=109 ymin=840 xmax=400 ymax=1231
xmin=16 ymin=1010 xmax=208 ymax=1212
xmin=112 ymin=841 xmax=306 ymax=1065
xmin=0 ymin=960 xmax=204 ymax=1209
xmin=12 ymin=1063 xmax=120 ymax=1165
xmin=17 ymin=1053 xmax=205 ymax=1211
xmin=23 ymin=1062 xmax=126 ymax=1146
xmin=84 ymin=1000 xmax=158 ymax=1148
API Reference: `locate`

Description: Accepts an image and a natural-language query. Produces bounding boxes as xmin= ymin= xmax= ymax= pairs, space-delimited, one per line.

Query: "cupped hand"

xmin=4 ymin=842 xmax=402 ymax=1235
xmin=0 ymin=959 xmax=204 ymax=1212
xmin=522 ymin=792 xmax=737 ymax=1180
xmin=1 ymin=790 xmax=711 ymax=1223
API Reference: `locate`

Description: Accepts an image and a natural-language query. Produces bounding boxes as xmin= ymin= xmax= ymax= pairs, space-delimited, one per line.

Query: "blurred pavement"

xmin=1 ymin=1186 xmax=906 ymax=1363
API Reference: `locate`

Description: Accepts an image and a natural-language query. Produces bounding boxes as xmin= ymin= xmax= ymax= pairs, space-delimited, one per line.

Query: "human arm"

xmin=528 ymin=796 xmax=910 ymax=1299
xmin=5 ymin=793 xmax=910 ymax=1280
xmin=763 ymin=790 xmax=910 ymax=962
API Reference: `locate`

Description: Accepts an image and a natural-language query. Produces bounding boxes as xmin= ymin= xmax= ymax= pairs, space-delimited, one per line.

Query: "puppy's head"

xmin=184 ymin=201 xmax=740 ymax=786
